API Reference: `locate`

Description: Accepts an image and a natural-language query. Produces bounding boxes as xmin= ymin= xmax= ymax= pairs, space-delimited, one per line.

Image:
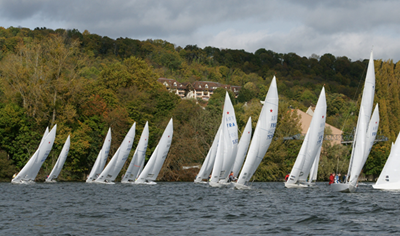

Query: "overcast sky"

xmin=1 ymin=0 xmax=399 ymax=61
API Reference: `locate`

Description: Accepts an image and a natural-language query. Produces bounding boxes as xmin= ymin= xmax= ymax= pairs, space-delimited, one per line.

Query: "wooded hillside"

xmin=0 ymin=26 xmax=398 ymax=181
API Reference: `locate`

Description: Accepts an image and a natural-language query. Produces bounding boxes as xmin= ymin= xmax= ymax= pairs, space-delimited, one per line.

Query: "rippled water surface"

xmin=1 ymin=182 xmax=400 ymax=235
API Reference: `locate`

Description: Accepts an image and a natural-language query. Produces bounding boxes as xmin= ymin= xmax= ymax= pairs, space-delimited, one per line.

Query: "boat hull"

xmin=372 ymin=182 xmax=400 ymax=190
xmin=330 ymin=183 xmax=357 ymax=193
xmin=284 ymin=182 xmax=309 ymax=188
xmin=233 ymin=183 xmax=251 ymax=190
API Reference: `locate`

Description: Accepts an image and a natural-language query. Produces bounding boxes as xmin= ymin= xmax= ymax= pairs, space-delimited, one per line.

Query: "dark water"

xmin=1 ymin=182 xmax=400 ymax=235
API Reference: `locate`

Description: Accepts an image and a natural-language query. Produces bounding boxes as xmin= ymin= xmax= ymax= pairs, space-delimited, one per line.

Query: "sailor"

xmin=228 ymin=171 xmax=235 ymax=182
xmin=285 ymin=173 xmax=290 ymax=181
xmin=329 ymin=173 xmax=335 ymax=185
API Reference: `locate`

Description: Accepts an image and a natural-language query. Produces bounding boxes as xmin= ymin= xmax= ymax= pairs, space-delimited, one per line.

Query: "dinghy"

xmin=121 ymin=122 xmax=149 ymax=183
xmin=95 ymin=123 xmax=136 ymax=184
xmin=135 ymin=118 xmax=173 ymax=184
xmin=234 ymin=76 xmax=278 ymax=189
xmin=45 ymin=135 xmax=71 ymax=182
xmin=209 ymin=92 xmax=238 ymax=187
xmin=12 ymin=125 xmax=57 ymax=184
xmin=285 ymin=87 xmax=326 ymax=188
xmin=373 ymin=132 xmax=400 ymax=190
xmin=86 ymin=128 xmax=111 ymax=183
xmin=331 ymin=51 xmax=379 ymax=193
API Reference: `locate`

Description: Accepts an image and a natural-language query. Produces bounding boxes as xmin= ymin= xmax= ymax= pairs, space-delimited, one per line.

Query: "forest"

xmin=0 ymin=26 xmax=399 ymax=182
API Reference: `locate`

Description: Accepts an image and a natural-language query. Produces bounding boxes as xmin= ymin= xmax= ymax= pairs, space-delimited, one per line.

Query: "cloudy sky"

xmin=1 ymin=0 xmax=400 ymax=61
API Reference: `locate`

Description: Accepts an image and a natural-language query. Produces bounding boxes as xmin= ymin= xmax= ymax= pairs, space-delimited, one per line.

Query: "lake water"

xmin=1 ymin=182 xmax=399 ymax=235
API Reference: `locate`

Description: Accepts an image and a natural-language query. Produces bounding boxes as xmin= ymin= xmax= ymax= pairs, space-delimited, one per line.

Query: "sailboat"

xmin=231 ymin=117 xmax=252 ymax=179
xmin=194 ymin=124 xmax=222 ymax=183
xmin=234 ymin=76 xmax=278 ymax=189
xmin=95 ymin=123 xmax=136 ymax=184
xmin=121 ymin=122 xmax=149 ymax=183
xmin=86 ymin=128 xmax=111 ymax=183
xmin=331 ymin=51 xmax=379 ymax=193
xmin=209 ymin=92 xmax=238 ymax=187
xmin=135 ymin=118 xmax=173 ymax=184
xmin=373 ymin=132 xmax=400 ymax=190
xmin=45 ymin=135 xmax=71 ymax=182
xmin=285 ymin=87 xmax=327 ymax=188
xmin=12 ymin=125 xmax=57 ymax=184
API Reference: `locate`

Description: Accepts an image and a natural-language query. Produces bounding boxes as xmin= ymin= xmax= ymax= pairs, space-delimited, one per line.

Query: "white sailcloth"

xmin=122 ymin=122 xmax=149 ymax=183
xmin=135 ymin=118 xmax=173 ymax=184
xmin=219 ymin=92 xmax=239 ymax=181
xmin=12 ymin=125 xmax=57 ymax=183
xmin=95 ymin=123 xmax=136 ymax=183
xmin=209 ymin=119 xmax=227 ymax=186
xmin=373 ymin=132 xmax=400 ymax=190
xmin=235 ymin=76 xmax=279 ymax=187
xmin=194 ymin=124 xmax=222 ymax=182
xmin=308 ymin=146 xmax=321 ymax=184
xmin=46 ymin=135 xmax=71 ymax=182
xmin=286 ymin=87 xmax=326 ymax=187
xmin=231 ymin=116 xmax=252 ymax=178
xmin=332 ymin=52 xmax=377 ymax=193
xmin=348 ymin=105 xmax=379 ymax=186
xmin=86 ymin=128 xmax=111 ymax=182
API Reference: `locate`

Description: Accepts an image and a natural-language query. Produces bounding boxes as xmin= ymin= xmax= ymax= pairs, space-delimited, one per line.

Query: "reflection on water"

xmin=1 ymin=182 xmax=400 ymax=235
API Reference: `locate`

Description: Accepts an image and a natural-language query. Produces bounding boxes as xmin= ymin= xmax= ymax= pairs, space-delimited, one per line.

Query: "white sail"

xmin=209 ymin=120 xmax=226 ymax=186
xmin=95 ymin=123 xmax=136 ymax=183
xmin=235 ymin=76 xmax=279 ymax=187
xmin=331 ymin=51 xmax=377 ymax=193
xmin=231 ymin=116 xmax=252 ymax=178
xmin=286 ymin=87 xmax=326 ymax=188
xmin=46 ymin=135 xmax=71 ymax=182
xmin=86 ymin=128 xmax=111 ymax=182
xmin=135 ymin=118 xmax=173 ymax=184
xmin=308 ymin=146 xmax=321 ymax=184
xmin=12 ymin=125 xmax=57 ymax=183
xmin=194 ymin=124 xmax=222 ymax=182
xmin=219 ymin=92 xmax=239 ymax=181
xmin=373 ymin=132 xmax=400 ymax=190
xmin=122 ymin=122 xmax=149 ymax=183
xmin=349 ymin=105 xmax=379 ymax=185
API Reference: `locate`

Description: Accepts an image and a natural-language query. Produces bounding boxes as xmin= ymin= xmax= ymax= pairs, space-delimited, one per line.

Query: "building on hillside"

xmin=295 ymin=108 xmax=343 ymax=145
xmin=157 ymin=78 xmax=241 ymax=100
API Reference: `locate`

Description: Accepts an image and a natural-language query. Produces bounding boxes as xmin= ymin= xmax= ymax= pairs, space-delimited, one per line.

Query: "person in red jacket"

xmin=329 ymin=173 xmax=335 ymax=185
xmin=285 ymin=173 xmax=290 ymax=181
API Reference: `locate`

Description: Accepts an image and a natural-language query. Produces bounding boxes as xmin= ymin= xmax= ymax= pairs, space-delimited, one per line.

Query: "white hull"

xmin=134 ymin=181 xmax=157 ymax=185
xmin=45 ymin=179 xmax=57 ymax=183
xmin=194 ymin=180 xmax=208 ymax=184
xmin=11 ymin=179 xmax=35 ymax=184
xmin=330 ymin=183 xmax=357 ymax=193
xmin=233 ymin=183 xmax=251 ymax=190
xmin=372 ymin=182 xmax=400 ymax=190
xmin=284 ymin=182 xmax=309 ymax=188
xmin=209 ymin=182 xmax=223 ymax=188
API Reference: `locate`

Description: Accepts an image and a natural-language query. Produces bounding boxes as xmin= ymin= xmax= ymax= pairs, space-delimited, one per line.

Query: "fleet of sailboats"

xmin=10 ymin=54 xmax=394 ymax=190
